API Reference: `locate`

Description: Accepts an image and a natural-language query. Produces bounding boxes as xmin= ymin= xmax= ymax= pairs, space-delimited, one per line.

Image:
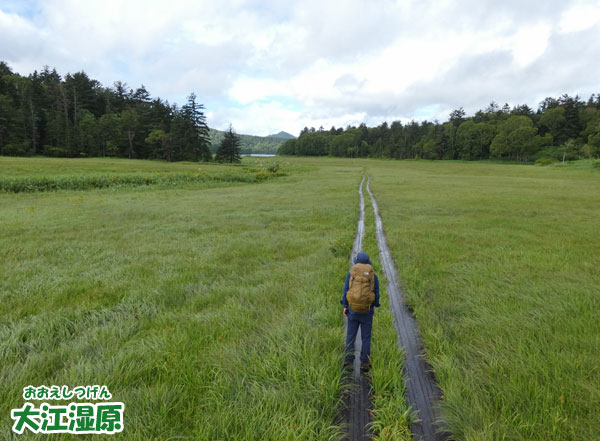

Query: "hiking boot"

xmin=360 ymin=362 xmax=371 ymax=373
xmin=343 ymin=359 xmax=353 ymax=369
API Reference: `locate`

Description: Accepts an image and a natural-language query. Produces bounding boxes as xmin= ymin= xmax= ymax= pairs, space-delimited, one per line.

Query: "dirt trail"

xmin=343 ymin=176 xmax=373 ymax=441
xmin=366 ymin=177 xmax=449 ymax=441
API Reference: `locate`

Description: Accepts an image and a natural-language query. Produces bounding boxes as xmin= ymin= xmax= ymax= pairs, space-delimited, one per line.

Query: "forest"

xmin=0 ymin=61 xmax=212 ymax=162
xmin=279 ymin=96 xmax=600 ymax=163
xmin=3 ymin=60 xmax=600 ymax=164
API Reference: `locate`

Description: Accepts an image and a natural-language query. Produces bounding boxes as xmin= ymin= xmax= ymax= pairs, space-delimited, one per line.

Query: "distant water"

xmin=242 ymin=154 xmax=277 ymax=157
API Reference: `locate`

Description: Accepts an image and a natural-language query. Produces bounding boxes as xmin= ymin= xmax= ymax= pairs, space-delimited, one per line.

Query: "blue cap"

xmin=354 ymin=252 xmax=371 ymax=264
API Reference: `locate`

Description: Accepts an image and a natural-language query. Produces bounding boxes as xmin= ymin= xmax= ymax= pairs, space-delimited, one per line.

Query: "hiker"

xmin=341 ymin=251 xmax=380 ymax=372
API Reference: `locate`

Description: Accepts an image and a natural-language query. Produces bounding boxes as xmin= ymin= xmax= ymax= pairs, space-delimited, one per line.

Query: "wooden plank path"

xmin=366 ymin=176 xmax=449 ymax=441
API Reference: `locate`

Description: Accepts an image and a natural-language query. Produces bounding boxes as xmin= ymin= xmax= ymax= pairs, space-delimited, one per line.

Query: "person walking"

xmin=341 ymin=251 xmax=380 ymax=372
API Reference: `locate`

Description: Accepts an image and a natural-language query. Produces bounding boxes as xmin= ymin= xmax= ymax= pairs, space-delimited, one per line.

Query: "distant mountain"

xmin=267 ymin=131 xmax=296 ymax=139
xmin=209 ymin=129 xmax=289 ymax=155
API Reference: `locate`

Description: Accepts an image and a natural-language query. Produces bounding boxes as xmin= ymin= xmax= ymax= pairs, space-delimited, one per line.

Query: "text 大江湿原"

xmin=11 ymin=385 xmax=123 ymax=435
xmin=11 ymin=402 xmax=124 ymax=434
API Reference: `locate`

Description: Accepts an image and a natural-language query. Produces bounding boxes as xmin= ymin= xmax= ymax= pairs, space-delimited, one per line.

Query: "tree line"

xmin=279 ymin=96 xmax=600 ymax=162
xmin=0 ymin=61 xmax=221 ymax=161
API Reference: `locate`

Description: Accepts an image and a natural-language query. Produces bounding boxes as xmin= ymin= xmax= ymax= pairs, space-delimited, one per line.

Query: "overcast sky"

xmin=1 ymin=0 xmax=599 ymax=136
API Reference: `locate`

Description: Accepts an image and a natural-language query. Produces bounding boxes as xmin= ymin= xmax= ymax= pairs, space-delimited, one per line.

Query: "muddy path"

xmin=343 ymin=176 xmax=373 ymax=441
xmin=366 ymin=177 xmax=449 ymax=441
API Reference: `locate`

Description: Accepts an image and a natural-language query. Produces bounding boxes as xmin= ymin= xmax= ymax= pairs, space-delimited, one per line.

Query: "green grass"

xmin=363 ymin=160 xmax=600 ymax=440
xmin=2 ymin=156 xmax=599 ymax=440
xmin=0 ymin=157 xmax=360 ymax=440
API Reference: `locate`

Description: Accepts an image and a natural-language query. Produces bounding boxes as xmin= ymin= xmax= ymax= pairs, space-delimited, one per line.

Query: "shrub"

xmin=43 ymin=146 xmax=70 ymax=157
xmin=2 ymin=141 xmax=30 ymax=156
xmin=533 ymin=146 xmax=562 ymax=161
xmin=106 ymin=141 xmax=119 ymax=156
xmin=535 ymin=157 xmax=559 ymax=166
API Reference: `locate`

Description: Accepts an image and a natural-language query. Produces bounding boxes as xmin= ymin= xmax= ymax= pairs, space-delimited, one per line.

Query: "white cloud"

xmin=228 ymin=77 xmax=290 ymax=105
xmin=211 ymin=99 xmax=368 ymax=136
xmin=509 ymin=24 xmax=552 ymax=67
xmin=1 ymin=0 xmax=600 ymax=135
xmin=0 ymin=9 xmax=43 ymax=69
xmin=559 ymin=2 xmax=600 ymax=33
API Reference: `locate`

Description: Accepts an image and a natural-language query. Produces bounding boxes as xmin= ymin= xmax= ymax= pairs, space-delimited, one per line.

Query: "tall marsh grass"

xmin=0 ymin=162 xmax=287 ymax=193
xmin=366 ymin=160 xmax=600 ymax=440
xmin=0 ymin=157 xmax=357 ymax=440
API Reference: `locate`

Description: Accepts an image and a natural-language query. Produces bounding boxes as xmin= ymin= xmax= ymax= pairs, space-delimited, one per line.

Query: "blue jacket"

xmin=340 ymin=252 xmax=380 ymax=315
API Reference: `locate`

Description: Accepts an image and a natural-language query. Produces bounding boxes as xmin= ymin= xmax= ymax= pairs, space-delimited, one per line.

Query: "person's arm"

xmin=340 ymin=273 xmax=351 ymax=308
xmin=373 ymin=274 xmax=381 ymax=307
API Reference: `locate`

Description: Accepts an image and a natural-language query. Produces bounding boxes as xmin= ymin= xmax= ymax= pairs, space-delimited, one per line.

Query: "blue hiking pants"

xmin=345 ymin=312 xmax=373 ymax=363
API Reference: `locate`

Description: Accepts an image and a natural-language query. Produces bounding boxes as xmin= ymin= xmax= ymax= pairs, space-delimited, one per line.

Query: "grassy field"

xmin=0 ymin=156 xmax=363 ymax=440
xmin=1 ymin=156 xmax=599 ymax=440
xmin=364 ymin=160 xmax=600 ymax=440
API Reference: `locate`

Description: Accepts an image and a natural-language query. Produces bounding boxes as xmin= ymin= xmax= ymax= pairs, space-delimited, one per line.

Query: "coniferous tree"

xmin=177 ymin=93 xmax=212 ymax=161
xmin=0 ymin=61 xmax=216 ymax=160
xmin=215 ymin=126 xmax=242 ymax=163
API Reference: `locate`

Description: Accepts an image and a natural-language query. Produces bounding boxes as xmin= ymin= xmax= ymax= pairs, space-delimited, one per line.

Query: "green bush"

xmin=243 ymin=160 xmax=289 ymax=178
xmin=533 ymin=145 xmax=582 ymax=161
xmin=535 ymin=157 xmax=559 ymax=166
xmin=43 ymin=146 xmax=70 ymax=157
xmin=106 ymin=141 xmax=119 ymax=156
xmin=2 ymin=141 xmax=30 ymax=156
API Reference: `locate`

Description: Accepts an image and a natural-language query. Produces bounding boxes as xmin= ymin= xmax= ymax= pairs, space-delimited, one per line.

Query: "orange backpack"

xmin=347 ymin=263 xmax=375 ymax=313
